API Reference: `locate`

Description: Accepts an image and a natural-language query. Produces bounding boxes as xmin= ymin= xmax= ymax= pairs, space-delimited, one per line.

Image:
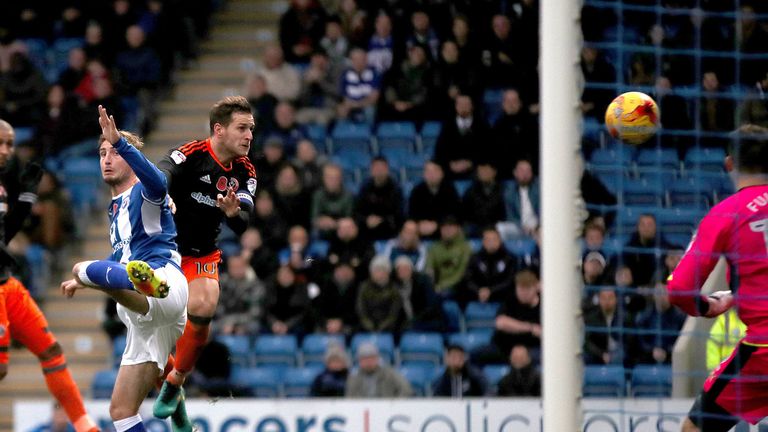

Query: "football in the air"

xmin=604 ymin=91 xmax=660 ymax=145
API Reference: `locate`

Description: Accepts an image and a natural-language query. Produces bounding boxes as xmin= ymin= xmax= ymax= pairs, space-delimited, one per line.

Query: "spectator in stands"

xmin=86 ymin=78 xmax=124 ymax=135
xmin=56 ymin=5 xmax=87 ymax=39
xmin=381 ymin=220 xmax=427 ymax=270
xmin=654 ymin=76 xmax=692 ymax=144
xmin=382 ymin=45 xmax=431 ymax=123
xmin=699 ymin=71 xmax=735 ymax=137
xmin=614 ymin=264 xmax=647 ymax=316
xmin=425 ymin=216 xmax=472 ymax=298
xmin=740 ymin=72 xmax=768 ymax=128
xmin=653 ymin=248 xmax=684 ymax=284
xmin=279 ymin=0 xmax=326 ymax=64
xmin=582 ymin=251 xmax=610 ymax=286
xmin=481 ymin=15 xmax=521 ymax=89
xmin=356 ymin=255 xmax=404 ymax=333
xmin=327 ymin=217 xmax=374 ymax=279
xmin=488 ymin=269 xmax=542 ymax=364
xmin=580 ymin=167 xmax=617 ymax=223
xmin=583 ymin=221 xmax=606 ymax=254
xmin=634 ymin=285 xmax=686 ymax=364
xmin=623 ymin=213 xmax=673 ymax=287
xmin=315 ymin=261 xmax=359 ymax=334
xmin=504 ymin=159 xmax=540 ymax=237
xmin=450 ymin=15 xmax=479 ymax=67
xmin=337 ymin=48 xmax=381 ymax=124
xmin=311 ymin=344 xmax=350 ymax=397
xmin=628 ymin=53 xmax=655 ymax=86
xmin=462 ymin=227 xmax=517 ymax=306
xmin=583 ymin=286 xmax=635 ymax=367
xmin=346 ymin=342 xmax=412 ymax=398
xmin=434 ymin=95 xmax=489 ymax=179
xmin=213 ymin=255 xmax=265 ymax=335
xmin=497 ymin=345 xmax=541 ymax=397
xmin=432 ymin=40 xmax=480 ymax=119
xmin=706 ymin=308 xmax=746 ymax=371
xmin=281 ymin=225 xmax=321 ymax=282
xmin=272 ymin=163 xmax=312 ymax=229
xmin=367 ymin=13 xmax=394 ymax=74
xmin=337 ymin=0 xmax=367 ymax=47
xmin=265 ymin=102 xmax=307 ymax=157
xmin=265 ymin=265 xmax=312 ymax=334
xmin=254 ymin=137 xmax=286 ymax=191
xmin=258 ymin=44 xmax=301 ymax=102
xmin=24 ymin=172 xmax=75 ymax=252
xmin=312 ymin=163 xmax=354 ymax=239
xmin=240 ymin=227 xmax=278 ymax=280
xmin=293 ymin=139 xmax=326 ymax=191
xmin=408 ymin=161 xmax=460 ymax=239
xmin=251 ymin=190 xmax=289 ymax=251
xmin=491 ymin=89 xmax=538 ymax=177
xmin=406 ymin=9 xmax=440 ymax=62
xmin=319 ymin=17 xmax=348 ymax=71
xmin=36 ymin=85 xmax=89 ymax=156
xmin=103 ymin=0 xmax=138 ymax=53
xmin=296 ymin=51 xmax=339 ymax=126
xmin=0 ymin=53 xmax=46 ymax=126
xmin=83 ymin=22 xmax=108 ymax=64
xmin=246 ymin=73 xmax=278 ymax=136
xmin=74 ymin=58 xmax=111 ymax=104
xmin=461 ymin=162 xmax=506 ymax=236
xmin=58 ymin=47 xmax=87 ymax=92
xmin=432 ymin=344 xmax=488 ymax=397
xmin=581 ymin=47 xmax=616 ymax=120
xmin=393 ymin=256 xmax=443 ymax=332
xmin=355 ymin=156 xmax=403 ymax=241
xmin=114 ymin=25 xmax=162 ymax=133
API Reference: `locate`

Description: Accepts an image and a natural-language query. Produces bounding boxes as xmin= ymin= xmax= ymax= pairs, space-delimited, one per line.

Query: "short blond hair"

xmin=99 ymin=130 xmax=144 ymax=150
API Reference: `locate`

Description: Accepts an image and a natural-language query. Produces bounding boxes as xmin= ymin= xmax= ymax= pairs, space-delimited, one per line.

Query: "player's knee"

xmin=109 ymin=403 xmax=138 ymax=422
xmin=37 ymin=342 xmax=63 ymax=362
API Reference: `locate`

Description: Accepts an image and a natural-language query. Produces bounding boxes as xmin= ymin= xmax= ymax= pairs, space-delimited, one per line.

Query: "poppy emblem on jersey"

xmin=111 ymin=202 xmax=118 ymax=216
xmin=247 ymin=178 xmax=258 ymax=195
xmin=228 ymin=178 xmax=239 ymax=191
xmin=216 ymin=176 xmax=228 ymax=192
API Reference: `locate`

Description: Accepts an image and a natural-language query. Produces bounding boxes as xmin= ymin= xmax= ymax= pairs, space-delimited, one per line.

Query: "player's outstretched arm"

xmin=98 ymin=105 xmax=168 ymax=202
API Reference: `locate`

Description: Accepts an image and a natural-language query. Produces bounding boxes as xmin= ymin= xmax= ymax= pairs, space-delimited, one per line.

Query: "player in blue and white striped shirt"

xmin=60 ymin=106 xmax=190 ymax=432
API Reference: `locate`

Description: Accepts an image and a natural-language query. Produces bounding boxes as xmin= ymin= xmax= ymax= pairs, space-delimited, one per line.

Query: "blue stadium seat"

xmin=635 ymin=148 xmax=680 ymax=171
xmin=350 ymin=333 xmax=395 ymax=364
xmin=112 ymin=335 xmax=126 ymax=368
xmin=331 ymin=121 xmax=372 ymax=153
xmin=483 ymin=365 xmax=511 ymax=395
xmin=665 ymin=233 xmax=692 ymax=249
xmin=468 ymin=238 xmax=482 ymax=253
xmin=301 ymin=334 xmax=346 ymax=367
xmin=380 ymin=146 xmax=412 ymax=170
xmin=504 ymin=238 xmax=538 ymax=261
xmin=483 ymin=89 xmax=504 ymax=125
xmin=655 ymin=208 xmax=704 ymax=235
xmin=282 ymin=366 xmax=323 ymax=398
xmin=448 ymin=331 xmax=493 ymax=353
xmin=667 ymin=176 xmax=713 ymax=209
xmin=376 ymin=121 xmax=417 ymax=151
xmin=464 ymin=302 xmax=501 ymax=332
xmin=583 ymin=365 xmax=626 ymax=397
xmin=92 ymin=369 xmax=119 ymax=399
xmin=442 ymin=300 xmax=463 ymax=333
xmin=589 ymin=146 xmax=634 ymax=169
xmin=306 ymin=124 xmax=328 ymax=152
xmin=21 ymin=38 xmax=49 ymax=75
xmin=612 ymin=206 xmax=658 ymax=235
xmin=684 ymin=148 xmax=726 ymax=172
xmin=589 ymin=166 xmax=629 ymax=195
xmin=620 ymin=177 xmax=665 ymax=207
xmin=399 ymin=364 xmax=436 ymax=396
xmin=230 ymin=366 xmax=282 ymax=397
xmin=332 ymin=148 xmax=372 ymax=171
xmin=399 ymin=332 xmax=444 ymax=367
xmin=631 ymin=365 xmax=672 ymax=397
xmin=12 ymin=127 xmax=35 ymax=145
xmin=61 ymin=157 xmax=102 ymax=212
xmin=215 ymin=334 xmax=252 ymax=367
xmin=420 ymin=122 xmax=442 ymax=155
xmin=253 ymin=335 xmax=298 ymax=367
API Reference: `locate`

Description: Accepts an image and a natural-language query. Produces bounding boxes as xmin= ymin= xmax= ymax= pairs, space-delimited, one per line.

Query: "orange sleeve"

xmin=0 ymin=290 xmax=9 ymax=363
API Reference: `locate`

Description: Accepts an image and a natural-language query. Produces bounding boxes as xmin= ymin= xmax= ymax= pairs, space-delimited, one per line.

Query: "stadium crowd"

xmin=2 ymin=0 xmax=768 ymax=399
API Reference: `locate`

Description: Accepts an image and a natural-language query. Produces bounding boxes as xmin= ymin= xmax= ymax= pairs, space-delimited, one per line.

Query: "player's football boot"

xmin=154 ymin=380 xmax=182 ymax=418
xmin=171 ymin=387 xmax=193 ymax=432
xmin=126 ymin=260 xmax=169 ymax=298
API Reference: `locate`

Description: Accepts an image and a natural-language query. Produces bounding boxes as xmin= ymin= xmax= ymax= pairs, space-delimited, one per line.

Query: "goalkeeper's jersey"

xmin=668 ymin=184 xmax=768 ymax=344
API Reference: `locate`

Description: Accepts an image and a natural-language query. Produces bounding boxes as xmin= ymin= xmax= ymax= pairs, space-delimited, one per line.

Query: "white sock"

xmin=113 ymin=414 xmax=143 ymax=432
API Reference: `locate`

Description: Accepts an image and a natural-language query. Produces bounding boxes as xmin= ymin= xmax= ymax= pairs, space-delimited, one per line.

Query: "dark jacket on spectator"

xmin=490 ymin=112 xmax=539 ymax=178
xmin=355 ymin=177 xmax=403 ymax=241
xmin=583 ymin=303 xmax=636 ymax=368
xmin=264 ymin=279 xmax=311 ymax=333
xmin=464 ymin=246 xmax=517 ymax=303
xmin=326 ymin=236 xmax=375 ymax=279
xmin=311 ymin=368 xmax=349 ymax=397
xmin=434 ymin=117 xmax=490 ymax=178
xmin=462 ymin=180 xmax=506 ymax=229
xmin=408 ymin=180 xmax=460 ymax=225
xmin=356 ymin=279 xmax=403 ymax=333
xmin=396 ymin=271 xmax=444 ymax=332
xmin=497 ymin=364 xmax=541 ymax=397
xmin=114 ymin=45 xmax=162 ymax=94
xmin=432 ymin=365 xmax=488 ymax=397
xmin=272 ymin=186 xmax=312 ymax=230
